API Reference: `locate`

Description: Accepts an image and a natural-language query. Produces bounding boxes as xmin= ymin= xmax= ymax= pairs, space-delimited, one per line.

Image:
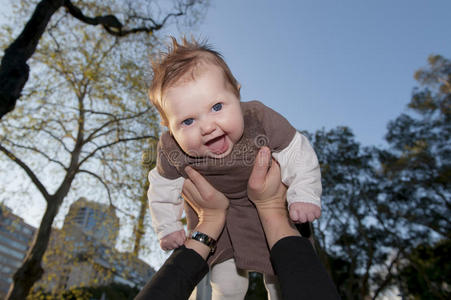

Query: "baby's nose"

xmin=200 ymin=120 xmax=215 ymax=135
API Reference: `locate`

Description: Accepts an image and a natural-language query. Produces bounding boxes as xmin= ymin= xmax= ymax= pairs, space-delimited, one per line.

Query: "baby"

xmin=147 ymin=37 xmax=321 ymax=299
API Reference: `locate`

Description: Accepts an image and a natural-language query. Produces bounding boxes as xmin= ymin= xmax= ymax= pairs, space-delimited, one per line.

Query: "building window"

xmin=0 ymin=255 xmax=21 ymax=268
xmin=0 ymin=235 xmax=28 ymax=251
xmin=0 ymin=244 xmax=25 ymax=260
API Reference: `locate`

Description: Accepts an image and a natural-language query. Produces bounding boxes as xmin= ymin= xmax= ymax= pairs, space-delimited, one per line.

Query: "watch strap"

xmin=190 ymin=231 xmax=217 ymax=253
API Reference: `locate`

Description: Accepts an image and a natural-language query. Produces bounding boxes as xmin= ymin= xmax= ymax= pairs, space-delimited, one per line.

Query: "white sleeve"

xmin=147 ymin=168 xmax=185 ymax=240
xmin=272 ymin=131 xmax=322 ymax=208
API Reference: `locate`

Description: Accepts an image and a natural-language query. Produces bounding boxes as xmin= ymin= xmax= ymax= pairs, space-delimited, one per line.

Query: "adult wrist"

xmin=258 ymin=208 xmax=300 ymax=249
xmin=256 ymin=205 xmax=287 ymax=220
xmin=190 ymin=231 xmax=217 ymax=253
xmin=194 ymin=216 xmax=225 ymax=241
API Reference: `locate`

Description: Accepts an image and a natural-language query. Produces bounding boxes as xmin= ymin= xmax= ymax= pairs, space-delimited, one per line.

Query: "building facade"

xmin=35 ymin=198 xmax=154 ymax=295
xmin=0 ymin=204 xmax=36 ymax=298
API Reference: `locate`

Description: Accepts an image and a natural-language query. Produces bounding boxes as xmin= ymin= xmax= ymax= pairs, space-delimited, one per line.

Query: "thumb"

xmin=249 ymin=147 xmax=271 ymax=190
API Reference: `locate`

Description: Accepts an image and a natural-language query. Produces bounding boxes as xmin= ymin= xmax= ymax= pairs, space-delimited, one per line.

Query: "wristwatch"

xmin=190 ymin=231 xmax=217 ymax=253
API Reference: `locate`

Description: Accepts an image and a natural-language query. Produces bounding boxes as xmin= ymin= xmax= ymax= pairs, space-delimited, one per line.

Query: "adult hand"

xmin=247 ymin=146 xmax=287 ymax=212
xmin=183 ymin=166 xmax=229 ymax=241
xmin=247 ymin=147 xmax=299 ymax=248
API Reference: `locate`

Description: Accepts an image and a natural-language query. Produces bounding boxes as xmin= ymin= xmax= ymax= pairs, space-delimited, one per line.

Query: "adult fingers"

xmin=182 ymin=179 xmax=201 ymax=210
xmin=248 ymin=147 xmax=271 ymax=191
xmin=266 ymin=158 xmax=281 ymax=183
xmin=185 ymin=166 xmax=215 ymax=200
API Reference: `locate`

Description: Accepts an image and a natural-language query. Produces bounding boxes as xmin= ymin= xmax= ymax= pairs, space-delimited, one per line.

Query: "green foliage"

xmin=398 ymin=239 xmax=451 ymax=299
xmin=380 ymin=55 xmax=450 ymax=241
xmin=310 ymin=127 xmax=388 ymax=299
xmin=309 ymin=55 xmax=450 ymax=298
xmin=28 ymin=283 xmax=139 ymax=300
xmin=327 ymin=254 xmax=366 ymax=300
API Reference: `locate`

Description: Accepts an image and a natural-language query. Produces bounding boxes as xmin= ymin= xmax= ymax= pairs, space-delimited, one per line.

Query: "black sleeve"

xmin=135 ymin=246 xmax=209 ymax=300
xmin=270 ymin=236 xmax=340 ymax=300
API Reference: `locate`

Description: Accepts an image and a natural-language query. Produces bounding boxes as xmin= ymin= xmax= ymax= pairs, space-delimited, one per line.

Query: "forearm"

xmin=257 ymin=207 xmax=300 ymax=249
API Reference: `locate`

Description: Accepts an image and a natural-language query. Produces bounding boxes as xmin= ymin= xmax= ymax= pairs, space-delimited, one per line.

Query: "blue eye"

xmin=182 ymin=118 xmax=194 ymax=126
xmin=212 ymin=103 xmax=222 ymax=111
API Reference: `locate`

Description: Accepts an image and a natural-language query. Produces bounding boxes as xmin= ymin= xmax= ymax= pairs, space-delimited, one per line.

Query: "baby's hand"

xmin=289 ymin=202 xmax=321 ymax=223
xmin=159 ymin=229 xmax=186 ymax=251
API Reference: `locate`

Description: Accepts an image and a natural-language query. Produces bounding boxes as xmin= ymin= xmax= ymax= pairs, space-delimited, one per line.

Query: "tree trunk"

xmin=6 ymin=193 xmax=63 ymax=299
xmin=133 ymin=178 xmax=149 ymax=256
xmin=0 ymin=0 xmax=63 ymax=119
xmin=6 ymin=173 xmax=76 ymax=299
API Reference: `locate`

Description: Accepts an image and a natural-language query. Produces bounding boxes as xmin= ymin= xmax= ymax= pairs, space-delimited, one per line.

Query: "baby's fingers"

xmin=307 ymin=212 xmax=316 ymax=222
xmin=176 ymin=234 xmax=186 ymax=246
xmin=290 ymin=209 xmax=306 ymax=223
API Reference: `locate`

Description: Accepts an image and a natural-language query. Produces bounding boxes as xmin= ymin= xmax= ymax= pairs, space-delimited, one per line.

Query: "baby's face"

xmin=163 ymin=63 xmax=244 ymax=158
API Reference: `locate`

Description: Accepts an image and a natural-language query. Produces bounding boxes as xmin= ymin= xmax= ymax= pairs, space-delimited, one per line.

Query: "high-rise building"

xmin=63 ymin=197 xmax=120 ymax=248
xmin=0 ymin=204 xmax=36 ymax=298
xmin=35 ymin=197 xmax=154 ymax=295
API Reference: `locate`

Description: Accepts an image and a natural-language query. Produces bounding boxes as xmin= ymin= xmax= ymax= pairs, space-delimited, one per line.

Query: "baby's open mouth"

xmin=205 ymin=135 xmax=228 ymax=155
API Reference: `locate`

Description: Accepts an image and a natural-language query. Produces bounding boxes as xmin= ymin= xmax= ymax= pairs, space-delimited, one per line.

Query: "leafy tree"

xmin=309 ymin=127 xmax=397 ymax=299
xmin=0 ymin=0 xmax=206 ymax=119
xmin=28 ymin=282 xmax=140 ymax=299
xmin=0 ymin=1 xmax=205 ymax=298
xmin=380 ymin=55 xmax=450 ymax=240
xmin=397 ymin=239 xmax=450 ymax=300
xmin=378 ymin=54 xmax=451 ymax=299
xmin=306 ymin=55 xmax=450 ymax=299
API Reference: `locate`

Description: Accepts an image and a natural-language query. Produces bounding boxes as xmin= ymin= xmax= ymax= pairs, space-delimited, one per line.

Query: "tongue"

xmin=207 ymin=135 xmax=226 ymax=154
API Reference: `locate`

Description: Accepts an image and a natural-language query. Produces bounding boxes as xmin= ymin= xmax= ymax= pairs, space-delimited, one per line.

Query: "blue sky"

xmin=186 ymin=0 xmax=451 ymax=147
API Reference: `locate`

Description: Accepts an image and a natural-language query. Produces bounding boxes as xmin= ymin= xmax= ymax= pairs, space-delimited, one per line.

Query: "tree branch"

xmin=63 ymin=0 xmax=186 ymax=36
xmin=78 ymin=168 xmax=112 ymax=205
xmin=371 ymin=248 xmax=403 ymax=300
xmin=0 ymin=143 xmax=50 ymax=200
xmin=1 ymin=138 xmax=67 ymax=170
xmin=1 ymin=0 xmax=202 ymax=119
xmin=78 ymin=135 xmax=156 ymax=169
xmin=83 ymin=108 xmax=151 ymax=144
xmin=79 ymin=168 xmax=137 ymax=218
xmin=0 ymin=0 xmax=64 ymax=119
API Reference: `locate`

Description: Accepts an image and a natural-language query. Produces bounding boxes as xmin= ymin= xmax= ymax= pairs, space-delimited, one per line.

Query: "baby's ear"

xmin=160 ymin=121 xmax=174 ymax=136
xmin=160 ymin=119 xmax=169 ymax=128
xmin=237 ymin=83 xmax=241 ymax=91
